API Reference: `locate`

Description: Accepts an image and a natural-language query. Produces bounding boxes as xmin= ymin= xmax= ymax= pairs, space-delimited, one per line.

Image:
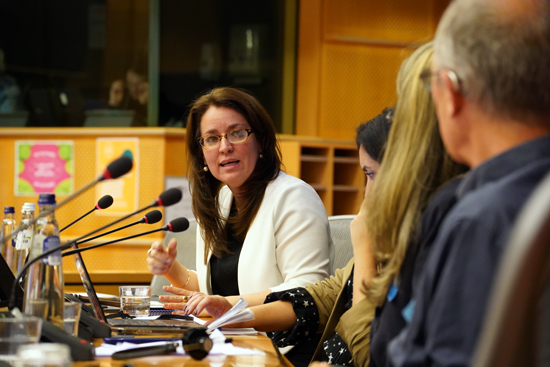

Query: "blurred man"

xmin=389 ymin=0 xmax=550 ymax=366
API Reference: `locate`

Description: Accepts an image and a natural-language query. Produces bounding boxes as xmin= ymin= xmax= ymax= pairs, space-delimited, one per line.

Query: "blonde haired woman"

xmin=353 ymin=41 xmax=468 ymax=367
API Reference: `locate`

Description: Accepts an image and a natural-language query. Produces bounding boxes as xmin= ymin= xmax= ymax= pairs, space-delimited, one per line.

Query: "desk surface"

xmin=75 ymin=333 xmax=292 ymax=367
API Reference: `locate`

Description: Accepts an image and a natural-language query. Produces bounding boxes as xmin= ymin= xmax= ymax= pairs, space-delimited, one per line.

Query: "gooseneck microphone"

xmin=0 ymin=154 xmax=133 ymax=245
xmin=75 ymin=187 xmax=183 ymax=244
xmin=99 ymin=154 xmax=133 ymax=180
xmin=74 ymin=210 xmax=163 ymax=245
xmin=8 ymin=217 xmax=189 ymax=310
xmin=153 ymin=187 xmax=183 ymax=207
xmin=60 ymin=195 xmax=114 ymax=232
xmin=62 ymin=217 xmax=190 ymax=257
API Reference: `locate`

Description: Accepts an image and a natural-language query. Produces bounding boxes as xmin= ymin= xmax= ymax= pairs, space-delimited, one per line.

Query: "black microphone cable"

xmin=0 ymin=153 xmax=133 ymax=244
xmin=74 ymin=187 xmax=183 ymax=244
xmin=8 ymin=217 xmax=189 ymax=310
xmin=62 ymin=217 xmax=190 ymax=257
xmin=60 ymin=195 xmax=114 ymax=232
xmin=72 ymin=210 xmax=162 ymax=246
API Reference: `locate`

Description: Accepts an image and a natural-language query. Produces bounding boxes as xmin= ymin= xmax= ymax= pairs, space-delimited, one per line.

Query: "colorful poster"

xmin=95 ymin=138 xmax=139 ymax=215
xmin=15 ymin=141 xmax=74 ymax=196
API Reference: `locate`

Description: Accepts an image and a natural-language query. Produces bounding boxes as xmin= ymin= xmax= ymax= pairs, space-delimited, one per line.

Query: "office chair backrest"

xmin=471 ymin=171 xmax=550 ymax=367
xmin=150 ymin=218 xmax=197 ymax=296
xmin=328 ymin=215 xmax=356 ymax=275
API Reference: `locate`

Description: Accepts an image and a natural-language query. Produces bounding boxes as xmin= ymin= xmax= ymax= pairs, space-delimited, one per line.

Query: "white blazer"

xmin=196 ymin=171 xmax=333 ymax=295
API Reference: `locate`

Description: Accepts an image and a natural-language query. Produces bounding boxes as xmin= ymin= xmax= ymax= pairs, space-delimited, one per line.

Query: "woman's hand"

xmin=350 ymin=197 xmax=371 ymax=253
xmin=158 ymin=286 xmax=195 ymax=311
xmin=146 ymin=238 xmax=178 ymax=275
xmin=184 ymin=294 xmax=233 ymax=319
xmin=159 ymin=286 xmax=233 ymax=319
xmin=351 ymin=196 xmax=377 ymax=305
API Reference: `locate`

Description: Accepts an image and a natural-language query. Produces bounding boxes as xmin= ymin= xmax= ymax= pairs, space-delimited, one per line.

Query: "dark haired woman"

xmin=146 ymin=87 xmax=332 ymax=309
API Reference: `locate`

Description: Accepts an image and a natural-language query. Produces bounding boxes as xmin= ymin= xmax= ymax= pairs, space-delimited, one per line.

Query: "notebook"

xmin=70 ymin=244 xmax=199 ymax=334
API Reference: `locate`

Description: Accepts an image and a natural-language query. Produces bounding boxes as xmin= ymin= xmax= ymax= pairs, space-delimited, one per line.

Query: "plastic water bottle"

xmin=24 ymin=194 xmax=64 ymax=328
xmin=14 ymin=203 xmax=36 ymax=275
xmin=1 ymin=206 xmax=17 ymax=273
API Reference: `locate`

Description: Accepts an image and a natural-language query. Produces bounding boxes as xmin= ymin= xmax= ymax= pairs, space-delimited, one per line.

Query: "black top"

xmin=369 ymin=178 xmax=462 ymax=367
xmin=389 ymin=134 xmax=550 ymax=367
xmin=266 ymin=268 xmax=355 ymax=366
xmin=210 ymin=202 xmax=243 ymax=297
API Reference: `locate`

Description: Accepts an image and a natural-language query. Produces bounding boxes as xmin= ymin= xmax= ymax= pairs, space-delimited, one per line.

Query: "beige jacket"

xmin=306 ymin=258 xmax=376 ymax=366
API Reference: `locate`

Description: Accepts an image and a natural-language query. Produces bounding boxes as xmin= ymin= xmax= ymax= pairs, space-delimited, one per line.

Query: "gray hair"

xmin=433 ymin=0 xmax=550 ymax=123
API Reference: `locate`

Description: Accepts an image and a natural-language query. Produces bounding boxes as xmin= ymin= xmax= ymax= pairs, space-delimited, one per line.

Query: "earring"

xmin=203 ymin=165 xmax=208 ymax=172
xmin=259 ymin=154 xmax=263 ymax=159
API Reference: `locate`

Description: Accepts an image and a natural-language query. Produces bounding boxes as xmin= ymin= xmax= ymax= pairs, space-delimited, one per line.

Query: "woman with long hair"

xmin=350 ymin=41 xmax=468 ymax=367
xmin=146 ymin=87 xmax=332 ymax=308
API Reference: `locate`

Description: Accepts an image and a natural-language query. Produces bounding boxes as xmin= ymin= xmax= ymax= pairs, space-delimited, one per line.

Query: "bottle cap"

xmin=4 ymin=206 xmax=15 ymax=214
xmin=38 ymin=193 xmax=56 ymax=205
xmin=22 ymin=202 xmax=36 ymax=212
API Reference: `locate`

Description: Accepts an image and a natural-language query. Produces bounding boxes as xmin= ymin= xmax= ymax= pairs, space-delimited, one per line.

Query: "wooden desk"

xmin=75 ymin=334 xmax=292 ymax=367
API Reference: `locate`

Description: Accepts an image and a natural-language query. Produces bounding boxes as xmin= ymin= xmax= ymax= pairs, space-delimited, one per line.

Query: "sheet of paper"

xmin=206 ymin=298 xmax=254 ymax=331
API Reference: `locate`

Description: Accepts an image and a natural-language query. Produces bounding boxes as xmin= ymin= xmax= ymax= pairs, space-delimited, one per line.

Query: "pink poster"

xmin=15 ymin=141 xmax=74 ymax=196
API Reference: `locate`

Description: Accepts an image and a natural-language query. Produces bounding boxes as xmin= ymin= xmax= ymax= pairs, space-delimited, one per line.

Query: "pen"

xmin=111 ymin=342 xmax=179 ymax=360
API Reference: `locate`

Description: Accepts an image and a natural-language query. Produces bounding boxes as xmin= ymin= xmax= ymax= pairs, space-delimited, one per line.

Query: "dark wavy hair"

xmin=185 ymin=87 xmax=282 ymax=262
xmin=356 ymin=107 xmax=393 ymax=163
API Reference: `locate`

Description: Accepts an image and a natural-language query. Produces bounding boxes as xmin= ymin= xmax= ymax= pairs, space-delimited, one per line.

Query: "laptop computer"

xmin=0 ymin=111 xmax=29 ymax=127
xmin=84 ymin=109 xmax=135 ymax=127
xmin=69 ymin=245 xmax=199 ymax=334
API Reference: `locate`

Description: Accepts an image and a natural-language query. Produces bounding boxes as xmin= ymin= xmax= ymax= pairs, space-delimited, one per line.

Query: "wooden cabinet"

xmin=279 ymin=136 xmax=363 ymax=216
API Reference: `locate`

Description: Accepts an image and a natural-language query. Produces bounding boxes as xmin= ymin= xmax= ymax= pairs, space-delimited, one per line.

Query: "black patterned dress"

xmin=265 ymin=267 xmax=355 ymax=366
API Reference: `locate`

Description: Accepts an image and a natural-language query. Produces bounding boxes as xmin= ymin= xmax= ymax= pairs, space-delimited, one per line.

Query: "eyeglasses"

xmin=198 ymin=129 xmax=254 ymax=149
xmin=419 ymin=67 xmax=462 ymax=93
xmin=419 ymin=67 xmax=436 ymax=91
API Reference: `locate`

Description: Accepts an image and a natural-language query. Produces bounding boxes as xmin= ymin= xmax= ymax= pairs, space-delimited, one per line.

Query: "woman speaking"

xmin=146 ymin=87 xmax=332 ymax=308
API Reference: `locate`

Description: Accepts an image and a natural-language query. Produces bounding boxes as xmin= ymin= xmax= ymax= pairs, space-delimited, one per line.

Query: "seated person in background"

xmin=107 ymin=78 xmax=128 ymax=109
xmin=0 ymin=48 xmax=20 ymax=113
xmin=356 ymin=107 xmax=392 ymax=191
xmin=173 ymin=41 xmax=467 ymax=367
xmin=107 ymin=56 xmax=185 ymax=126
xmin=388 ymin=0 xmax=550 ymax=366
xmin=146 ymin=86 xmax=333 ymax=311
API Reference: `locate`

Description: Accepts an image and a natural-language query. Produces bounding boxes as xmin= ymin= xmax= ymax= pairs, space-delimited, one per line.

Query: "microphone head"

xmin=101 ymin=155 xmax=133 ymax=181
xmin=165 ymin=217 xmax=189 ymax=232
xmin=153 ymin=188 xmax=183 ymax=207
xmin=142 ymin=210 xmax=163 ymax=225
xmin=96 ymin=195 xmax=114 ymax=210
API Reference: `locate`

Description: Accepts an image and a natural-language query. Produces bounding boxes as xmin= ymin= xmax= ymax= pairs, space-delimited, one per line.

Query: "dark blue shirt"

xmin=389 ymin=134 xmax=550 ymax=367
xmin=369 ymin=178 xmax=462 ymax=367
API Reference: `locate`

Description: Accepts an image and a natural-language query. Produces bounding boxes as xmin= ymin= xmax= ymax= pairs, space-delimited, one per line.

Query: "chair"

xmin=150 ymin=218 xmax=197 ymax=296
xmin=471 ymin=171 xmax=550 ymax=367
xmin=328 ymin=215 xmax=356 ymax=275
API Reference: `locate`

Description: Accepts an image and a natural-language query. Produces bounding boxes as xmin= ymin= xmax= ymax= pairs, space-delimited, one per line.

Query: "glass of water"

xmin=63 ymin=302 xmax=81 ymax=337
xmin=0 ymin=316 xmax=42 ymax=364
xmin=119 ymin=285 xmax=152 ymax=317
xmin=17 ymin=343 xmax=71 ymax=367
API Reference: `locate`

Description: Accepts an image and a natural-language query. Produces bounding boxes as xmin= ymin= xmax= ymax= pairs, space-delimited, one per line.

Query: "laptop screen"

xmin=0 ymin=254 xmax=23 ymax=309
xmin=70 ymin=244 xmax=108 ymax=322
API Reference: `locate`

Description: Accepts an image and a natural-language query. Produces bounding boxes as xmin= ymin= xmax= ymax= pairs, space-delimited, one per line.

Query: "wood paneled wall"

xmin=295 ymin=0 xmax=451 ymax=141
